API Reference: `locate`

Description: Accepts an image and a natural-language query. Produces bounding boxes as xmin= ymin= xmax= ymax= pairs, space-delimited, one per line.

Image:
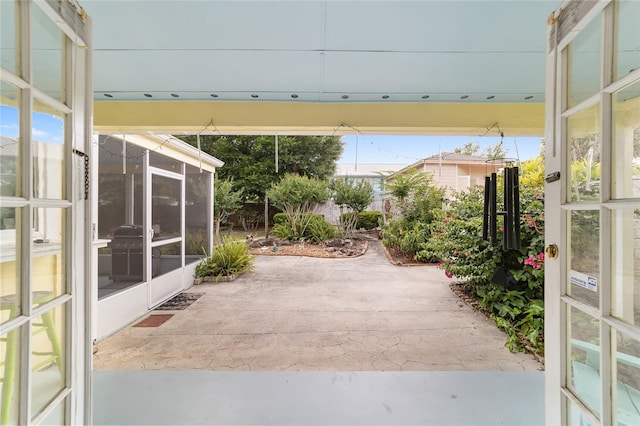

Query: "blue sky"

xmin=339 ymin=134 xmax=543 ymax=165
xmin=0 ymin=106 xmax=64 ymax=144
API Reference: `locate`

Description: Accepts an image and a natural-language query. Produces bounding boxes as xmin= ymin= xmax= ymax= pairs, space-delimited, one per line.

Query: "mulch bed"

xmin=249 ymin=237 xmax=368 ymax=258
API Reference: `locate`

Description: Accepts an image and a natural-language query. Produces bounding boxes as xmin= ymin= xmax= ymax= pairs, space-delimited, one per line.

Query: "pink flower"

xmin=537 ymin=252 xmax=545 ymax=262
xmin=445 ymin=271 xmax=453 ymax=278
xmin=524 ymin=255 xmax=536 ymax=267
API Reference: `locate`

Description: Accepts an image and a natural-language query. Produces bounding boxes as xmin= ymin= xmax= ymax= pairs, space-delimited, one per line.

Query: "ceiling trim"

xmin=94 ymin=101 xmax=545 ymax=136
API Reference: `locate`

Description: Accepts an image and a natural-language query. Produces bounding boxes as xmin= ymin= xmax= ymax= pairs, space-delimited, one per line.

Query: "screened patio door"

xmin=148 ymin=168 xmax=184 ymax=307
xmin=544 ymin=1 xmax=640 ymax=424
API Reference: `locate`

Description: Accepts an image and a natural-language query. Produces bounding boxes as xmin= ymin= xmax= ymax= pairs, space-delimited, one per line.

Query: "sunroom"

xmin=92 ymin=134 xmax=223 ymax=339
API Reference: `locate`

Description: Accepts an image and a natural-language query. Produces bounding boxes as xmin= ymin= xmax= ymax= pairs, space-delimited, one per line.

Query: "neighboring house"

xmin=388 ymin=152 xmax=508 ymax=196
xmin=318 ymin=163 xmax=406 ymax=224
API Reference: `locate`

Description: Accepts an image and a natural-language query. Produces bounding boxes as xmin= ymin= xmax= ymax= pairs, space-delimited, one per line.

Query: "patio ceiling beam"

xmin=94 ymin=101 xmax=544 ymax=136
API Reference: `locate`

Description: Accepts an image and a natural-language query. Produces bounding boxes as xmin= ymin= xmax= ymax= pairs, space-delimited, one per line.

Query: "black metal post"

xmin=483 ymin=176 xmax=490 ymax=240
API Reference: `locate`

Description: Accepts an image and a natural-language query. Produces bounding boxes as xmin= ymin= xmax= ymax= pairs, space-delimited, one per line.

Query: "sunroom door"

xmin=148 ymin=168 xmax=184 ymax=307
xmin=545 ymin=0 xmax=640 ymax=424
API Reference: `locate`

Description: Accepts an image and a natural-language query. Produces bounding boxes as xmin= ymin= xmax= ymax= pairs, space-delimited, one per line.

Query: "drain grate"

xmin=134 ymin=314 xmax=174 ymax=327
xmin=154 ymin=292 xmax=204 ymax=310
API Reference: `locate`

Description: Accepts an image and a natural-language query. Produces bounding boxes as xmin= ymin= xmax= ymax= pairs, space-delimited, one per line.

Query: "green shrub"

xmin=306 ymin=215 xmax=338 ymax=242
xmin=417 ymin=161 xmax=546 ymax=356
xmin=273 ymin=212 xmax=288 ymax=225
xmin=341 ymin=211 xmax=382 ymax=230
xmin=273 ymin=214 xmax=336 ymax=242
xmin=272 ymin=221 xmax=297 ymax=240
xmin=195 ymin=237 xmax=254 ymax=279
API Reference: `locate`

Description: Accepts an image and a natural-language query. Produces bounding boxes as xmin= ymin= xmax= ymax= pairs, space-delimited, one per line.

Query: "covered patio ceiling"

xmin=84 ymin=0 xmax=557 ymax=135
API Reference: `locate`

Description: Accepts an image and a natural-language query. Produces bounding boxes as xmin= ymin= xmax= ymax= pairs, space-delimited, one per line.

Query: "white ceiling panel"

xmin=324 ymin=1 xmax=553 ymax=52
xmin=94 ymin=50 xmax=323 ymax=93
xmin=83 ymin=0 xmax=325 ymax=50
xmin=322 ymin=52 xmax=543 ymax=94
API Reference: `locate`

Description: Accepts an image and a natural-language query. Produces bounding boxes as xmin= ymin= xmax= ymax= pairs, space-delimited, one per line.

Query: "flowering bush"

xmin=418 ymin=159 xmax=545 ymax=355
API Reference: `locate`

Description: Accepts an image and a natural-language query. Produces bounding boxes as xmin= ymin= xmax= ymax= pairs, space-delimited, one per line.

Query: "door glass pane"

xmin=185 ymin=165 xmax=210 ymax=264
xmin=611 ymin=209 xmax=640 ymax=326
xmin=0 ymin=0 xmax=20 ymax=75
xmin=40 ymin=398 xmax=65 ymax=425
xmin=567 ymin=395 xmax=596 ymax=426
xmin=568 ymin=210 xmax=600 ymax=307
xmin=613 ymin=330 xmax=640 ymax=426
xmin=568 ymin=103 xmax=601 ymax=202
xmin=1 ymin=81 xmax=21 ymax=198
xmin=32 ymin=208 xmax=66 ymax=304
xmin=567 ymin=14 xmax=602 ymax=108
xmin=33 ymin=100 xmax=65 ymax=200
xmin=568 ymin=305 xmax=601 ymax=418
xmin=98 ymin=136 xmax=145 ymax=299
xmin=0 ymin=329 xmax=20 ymax=425
xmin=615 ymin=0 xmax=640 ymax=81
xmin=611 ymin=80 xmax=640 ymax=199
xmin=153 ymin=241 xmax=182 ymax=278
xmin=1 ymin=207 xmax=21 ymax=323
xmin=32 ymin=4 xmax=65 ymax=103
xmin=152 ymin=174 xmax=181 ymax=239
xmin=31 ymin=303 xmax=65 ymax=419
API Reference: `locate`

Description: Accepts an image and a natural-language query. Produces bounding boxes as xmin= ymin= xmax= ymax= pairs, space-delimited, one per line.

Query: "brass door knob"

xmin=545 ymin=244 xmax=559 ymax=259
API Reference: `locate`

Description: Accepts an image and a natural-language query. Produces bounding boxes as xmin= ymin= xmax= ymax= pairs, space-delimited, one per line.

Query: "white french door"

xmin=545 ymin=0 xmax=640 ymax=424
xmin=0 ymin=0 xmax=92 ymax=424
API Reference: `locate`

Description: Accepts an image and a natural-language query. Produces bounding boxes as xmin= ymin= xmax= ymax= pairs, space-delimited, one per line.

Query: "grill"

xmin=109 ymin=225 xmax=144 ymax=281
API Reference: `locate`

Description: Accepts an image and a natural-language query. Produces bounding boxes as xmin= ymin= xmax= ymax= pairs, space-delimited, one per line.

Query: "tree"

xmin=453 ymin=142 xmax=480 ymax=156
xmin=266 ymin=174 xmax=330 ymax=239
xmin=178 ymin=135 xmax=343 ymax=201
xmin=213 ymin=177 xmax=243 ymax=244
xmin=382 ymin=169 xmax=430 ymax=213
xmin=331 ymin=178 xmax=374 ymax=238
xmin=482 ymin=143 xmax=507 ymax=159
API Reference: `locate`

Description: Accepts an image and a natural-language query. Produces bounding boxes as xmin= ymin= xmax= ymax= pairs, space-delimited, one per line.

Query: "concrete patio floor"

xmin=94 ymin=240 xmax=541 ymax=372
xmin=93 ymin=240 xmax=545 ymax=425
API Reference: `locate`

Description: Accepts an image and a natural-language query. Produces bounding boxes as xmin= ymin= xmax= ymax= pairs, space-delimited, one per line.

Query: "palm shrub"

xmin=195 ymin=237 xmax=254 ymax=279
xmin=380 ymin=170 xmax=445 ymax=260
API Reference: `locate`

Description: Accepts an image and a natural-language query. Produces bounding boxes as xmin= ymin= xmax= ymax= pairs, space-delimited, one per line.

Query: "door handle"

xmin=545 ymin=244 xmax=559 ymax=259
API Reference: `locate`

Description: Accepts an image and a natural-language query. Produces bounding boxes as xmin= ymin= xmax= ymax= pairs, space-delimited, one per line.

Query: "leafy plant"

xmin=214 ymin=177 xmax=244 ymax=243
xmin=380 ymin=170 xmax=445 ymax=260
xmin=355 ymin=211 xmax=382 ymax=230
xmin=272 ymin=214 xmax=337 ymax=242
xmin=416 ymin=157 xmax=546 ymax=355
xmin=266 ymin=174 xmax=330 ymax=240
xmin=195 ymin=237 xmax=254 ymax=280
xmin=332 ymin=177 xmax=374 ymax=238
xmin=306 ymin=215 xmax=338 ymax=242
